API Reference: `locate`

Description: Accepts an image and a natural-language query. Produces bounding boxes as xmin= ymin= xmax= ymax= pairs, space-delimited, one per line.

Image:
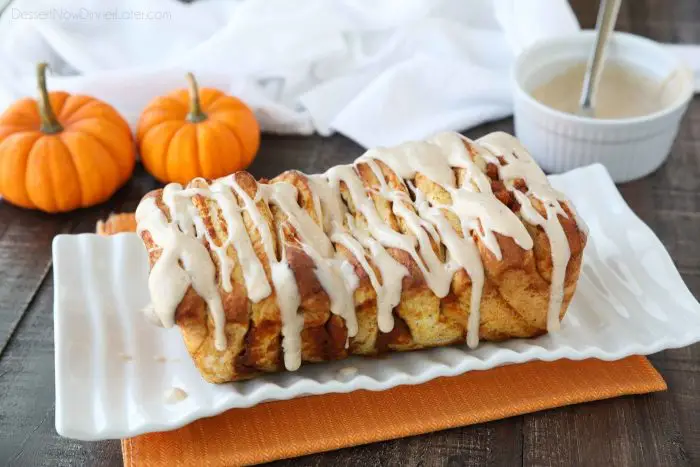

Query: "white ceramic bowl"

xmin=513 ymin=31 xmax=694 ymax=183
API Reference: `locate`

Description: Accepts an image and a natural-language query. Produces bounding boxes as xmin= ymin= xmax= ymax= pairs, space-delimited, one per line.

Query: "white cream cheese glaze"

xmin=136 ymin=132 xmax=583 ymax=369
xmin=477 ymin=132 xmax=585 ymax=332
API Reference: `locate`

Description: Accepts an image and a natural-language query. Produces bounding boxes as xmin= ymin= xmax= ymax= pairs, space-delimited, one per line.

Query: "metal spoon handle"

xmin=579 ymin=0 xmax=622 ymax=114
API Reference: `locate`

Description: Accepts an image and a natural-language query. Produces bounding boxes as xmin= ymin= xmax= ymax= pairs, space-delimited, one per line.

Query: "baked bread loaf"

xmin=136 ymin=132 xmax=588 ymax=383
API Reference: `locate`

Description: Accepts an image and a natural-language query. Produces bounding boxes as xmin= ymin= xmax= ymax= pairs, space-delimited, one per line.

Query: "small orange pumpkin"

xmin=137 ymin=73 xmax=260 ymax=185
xmin=0 ymin=63 xmax=135 ymax=213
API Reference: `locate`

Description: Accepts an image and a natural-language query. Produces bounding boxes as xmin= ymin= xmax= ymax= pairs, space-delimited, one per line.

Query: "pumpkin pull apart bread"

xmin=135 ymin=132 xmax=588 ymax=383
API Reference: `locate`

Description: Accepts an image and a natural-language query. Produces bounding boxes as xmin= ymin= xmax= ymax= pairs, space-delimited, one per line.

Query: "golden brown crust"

xmin=96 ymin=213 xmax=137 ymax=235
xmin=136 ymin=138 xmax=588 ymax=384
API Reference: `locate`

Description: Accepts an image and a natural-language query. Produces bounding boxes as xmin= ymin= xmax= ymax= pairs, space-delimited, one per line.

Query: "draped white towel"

xmin=0 ymin=0 xmax=695 ymax=149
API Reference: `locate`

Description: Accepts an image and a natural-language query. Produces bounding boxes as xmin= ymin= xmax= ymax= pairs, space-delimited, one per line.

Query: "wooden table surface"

xmin=1 ymin=1 xmax=699 ymax=466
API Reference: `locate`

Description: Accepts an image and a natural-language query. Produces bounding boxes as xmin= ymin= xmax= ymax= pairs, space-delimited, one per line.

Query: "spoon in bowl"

xmin=578 ymin=0 xmax=623 ymax=117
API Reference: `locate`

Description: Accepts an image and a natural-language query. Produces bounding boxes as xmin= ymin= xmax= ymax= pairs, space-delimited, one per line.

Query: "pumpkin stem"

xmin=36 ymin=62 xmax=63 ymax=134
xmin=185 ymin=72 xmax=207 ymax=123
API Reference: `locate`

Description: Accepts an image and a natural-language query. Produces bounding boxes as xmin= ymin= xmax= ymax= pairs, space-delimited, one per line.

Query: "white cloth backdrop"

xmin=0 ymin=0 xmax=693 ymax=148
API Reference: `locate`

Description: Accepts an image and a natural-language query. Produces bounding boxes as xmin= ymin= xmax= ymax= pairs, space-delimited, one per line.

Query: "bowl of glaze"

xmin=513 ymin=31 xmax=694 ymax=183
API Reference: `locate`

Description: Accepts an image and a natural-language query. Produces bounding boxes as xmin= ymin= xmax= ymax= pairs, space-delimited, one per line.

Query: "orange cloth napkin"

xmin=122 ymin=356 xmax=665 ymax=466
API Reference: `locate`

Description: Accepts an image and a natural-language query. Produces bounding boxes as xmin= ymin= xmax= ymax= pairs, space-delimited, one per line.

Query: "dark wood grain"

xmin=1 ymin=1 xmax=699 ymax=466
xmin=0 ymin=208 xmax=69 ymax=354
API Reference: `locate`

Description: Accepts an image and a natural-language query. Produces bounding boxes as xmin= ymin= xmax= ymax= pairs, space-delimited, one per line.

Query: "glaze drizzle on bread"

xmin=136 ymin=132 xmax=587 ymax=383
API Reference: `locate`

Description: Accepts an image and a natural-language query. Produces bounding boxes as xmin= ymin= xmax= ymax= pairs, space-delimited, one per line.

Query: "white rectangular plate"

xmin=54 ymin=164 xmax=700 ymax=441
